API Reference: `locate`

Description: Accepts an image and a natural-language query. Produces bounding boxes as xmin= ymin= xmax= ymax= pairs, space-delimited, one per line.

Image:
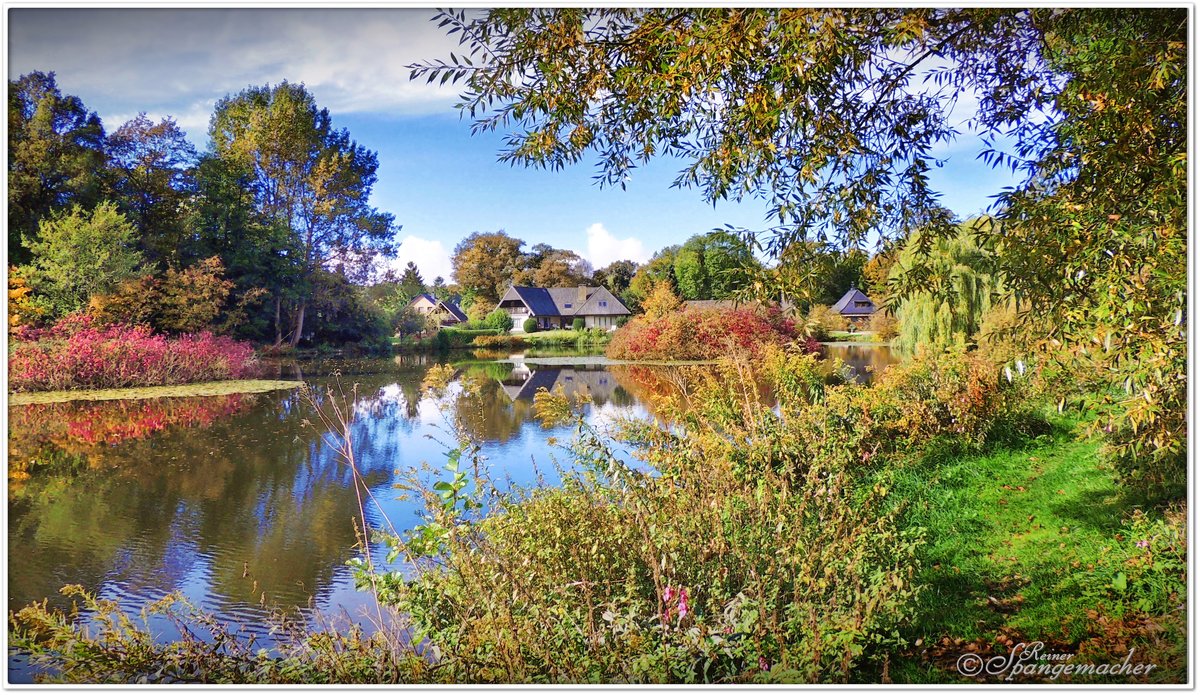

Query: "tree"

xmin=20 ymin=202 xmax=143 ymax=317
xmin=891 ymin=220 xmax=1001 ymax=355
xmin=398 ymin=261 xmax=426 ymax=301
xmin=430 ymin=276 xmax=450 ymax=301
xmin=641 ymin=280 xmax=682 ymax=320
xmin=517 ymin=245 xmax=592 ymax=287
xmin=106 ymin=114 xmax=197 ymax=267
xmin=451 ymin=231 xmax=525 ymax=303
xmin=626 ymin=245 xmax=680 ymax=305
xmin=672 ymin=231 xmax=758 ymax=300
xmin=592 ymin=260 xmax=639 ymax=296
xmin=187 ymin=154 xmax=299 ymax=342
xmin=863 ymin=247 xmax=899 ymax=300
xmin=209 ymin=82 xmax=396 ymax=347
xmin=416 ymin=8 xmax=1187 ymax=485
xmin=8 ymin=71 xmax=106 ymax=264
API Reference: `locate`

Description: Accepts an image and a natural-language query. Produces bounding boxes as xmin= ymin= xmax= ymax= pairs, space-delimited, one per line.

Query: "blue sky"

xmin=9 ymin=7 xmax=1019 ymax=283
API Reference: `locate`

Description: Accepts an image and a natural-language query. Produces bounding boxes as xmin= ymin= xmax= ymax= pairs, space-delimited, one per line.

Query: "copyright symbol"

xmin=957 ymin=653 xmax=984 ymax=676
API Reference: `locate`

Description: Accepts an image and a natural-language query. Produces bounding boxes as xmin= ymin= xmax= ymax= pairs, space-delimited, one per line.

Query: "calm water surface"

xmin=7 ymin=345 xmax=898 ymax=678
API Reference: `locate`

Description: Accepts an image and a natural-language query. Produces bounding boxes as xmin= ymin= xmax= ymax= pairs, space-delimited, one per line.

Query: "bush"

xmin=89 ymin=256 xmax=235 ymax=334
xmin=803 ymin=304 xmax=846 ymax=341
xmin=868 ymin=310 xmax=899 ymax=341
xmin=484 ymin=308 xmax=515 ymax=332
xmin=571 ymin=317 xmax=585 ymax=331
xmin=522 ymin=317 xmax=538 ymax=333
xmin=8 ymin=314 xmax=258 ymax=392
xmin=606 ymin=306 xmax=801 ymax=361
xmin=434 ymin=327 xmax=504 ymax=349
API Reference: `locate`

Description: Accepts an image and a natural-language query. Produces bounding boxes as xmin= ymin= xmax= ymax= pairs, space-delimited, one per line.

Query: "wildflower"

xmin=759 ymin=657 xmax=770 ymax=672
xmin=677 ymin=587 xmax=689 ymax=619
xmin=1136 ymin=539 xmax=1150 ymax=549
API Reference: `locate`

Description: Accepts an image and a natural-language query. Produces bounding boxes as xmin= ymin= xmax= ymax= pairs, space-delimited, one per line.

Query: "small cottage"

xmin=832 ymin=287 xmax=877 ymax=326
xmin=407 ymin=293 xmax=468 ymax=326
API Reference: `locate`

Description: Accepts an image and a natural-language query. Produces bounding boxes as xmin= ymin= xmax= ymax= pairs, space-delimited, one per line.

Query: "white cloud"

xmin=585 ymin=223 xmax=650 ymax=269
xmin=9 ymin=8 xmax=464 ymax=141
xmin=382 ymin=234 xmax=453 ymax=284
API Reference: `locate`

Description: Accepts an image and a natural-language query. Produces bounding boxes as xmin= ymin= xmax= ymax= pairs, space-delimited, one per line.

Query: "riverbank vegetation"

xmin=9 ymin=314 xmax=259 ymax=392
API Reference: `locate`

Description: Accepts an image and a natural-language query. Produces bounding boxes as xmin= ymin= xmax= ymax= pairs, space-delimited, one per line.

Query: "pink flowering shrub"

xmin=9 ymin=313 xmax=258 ymax=392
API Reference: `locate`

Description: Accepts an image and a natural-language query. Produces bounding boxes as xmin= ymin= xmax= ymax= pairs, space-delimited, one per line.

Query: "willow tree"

xmin=209 ymin=82 xmax=396 ymax=347
xmin=412 ymin=7 xmax=1186 ymax=489
xmin=891 ymin=220 xmax=1000 ymax=355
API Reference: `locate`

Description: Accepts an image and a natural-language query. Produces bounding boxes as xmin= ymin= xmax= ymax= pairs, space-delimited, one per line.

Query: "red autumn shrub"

xmin=8 ymin=313 xmax=258 ymax=392
xmin=606 ymin=306 xmax=806 ymax=361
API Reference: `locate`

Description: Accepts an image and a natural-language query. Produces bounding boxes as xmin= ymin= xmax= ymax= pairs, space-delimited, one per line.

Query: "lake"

xmin=7 ymin=345 xmax=898 ymax=679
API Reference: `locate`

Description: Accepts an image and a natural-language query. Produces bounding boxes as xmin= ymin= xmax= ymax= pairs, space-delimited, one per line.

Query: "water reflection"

xmin=7 ymin=357 xmax=655 ymax=648
xmin=821 ymin=344 xmax=901 ymax=384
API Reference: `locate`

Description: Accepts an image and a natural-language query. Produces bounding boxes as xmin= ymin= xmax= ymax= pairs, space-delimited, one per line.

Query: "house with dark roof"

xmin=408 ymin=293 xmax=468 ymax=326
xmin=496 ymin=285 xmax=631 ymax=332
xmin=832 ymin=287 xmax=877 ymax=325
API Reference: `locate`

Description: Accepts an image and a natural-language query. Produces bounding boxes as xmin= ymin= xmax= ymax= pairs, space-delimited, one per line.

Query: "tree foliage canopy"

xmin=209 ymin=82 xmax=396 ymax=345
xmin=415 ymin=7 xmax=1187 ymax=489
xmin=21 ymin=202 xmax=143 ymax=317
xmin=8 ymin=71 xmax=106 ymax=263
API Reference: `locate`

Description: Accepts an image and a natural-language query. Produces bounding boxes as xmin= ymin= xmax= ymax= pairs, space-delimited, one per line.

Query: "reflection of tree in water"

xmin=819 ymin=345 xmax=901 ymax=385
xmin=6 ymin=360 xmax=661 ymax=633
xmin=9 ymin=395 xmax=254 ymax=476
xmin=7 ymin=386 xmax=398 ymax=622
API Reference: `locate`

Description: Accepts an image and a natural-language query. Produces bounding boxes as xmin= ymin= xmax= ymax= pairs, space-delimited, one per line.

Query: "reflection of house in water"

xmin=497 ymin=364 xmax=622 ymax=403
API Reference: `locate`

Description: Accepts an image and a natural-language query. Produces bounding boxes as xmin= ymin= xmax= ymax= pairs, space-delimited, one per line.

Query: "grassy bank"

xmin=887 ymin=417 xmax=1185 ymax=683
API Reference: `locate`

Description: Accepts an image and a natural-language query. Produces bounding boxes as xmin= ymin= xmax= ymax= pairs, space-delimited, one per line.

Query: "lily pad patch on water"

xmin=9 ymin=380 xmax=302 ymax=405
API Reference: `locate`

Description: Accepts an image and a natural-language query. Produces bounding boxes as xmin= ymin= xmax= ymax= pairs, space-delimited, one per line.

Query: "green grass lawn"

xmin=884 ymin=416 xmax=1185 ymax=683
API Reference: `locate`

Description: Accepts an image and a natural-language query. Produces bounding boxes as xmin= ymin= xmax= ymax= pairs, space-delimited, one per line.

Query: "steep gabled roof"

xmin=501 ymin=286 xmax=561 ymax=316
xmin=409 ymin=293 xmax=469 ymax=321
xmin=559 ymin=285 xmax=633 ymax=314
xmin=439 ymin=299 xmax=468 ymax=322
xmin=500 ymin=285 xmax=631 ymax=317
xmin=832 ymin=287 xmax=877 ymax=316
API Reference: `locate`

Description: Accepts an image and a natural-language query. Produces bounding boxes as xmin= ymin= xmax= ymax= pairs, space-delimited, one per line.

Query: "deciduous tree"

xmin=21 ymin=202 xmax=143 ymax=317
xmin=451 ymin=231 xmax=525 ymax=303
xmin=106 ymin=114 xmax=197 ymax=267
xmin=8 ymin=71 xmax=106 ymax=263
xmin=209 ymin=82 xmax=396 ymax=347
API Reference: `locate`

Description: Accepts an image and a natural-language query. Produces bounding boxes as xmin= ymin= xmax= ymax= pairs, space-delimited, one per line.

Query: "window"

xmin=564 ymin=303 xmax=573 ymax=308
xmin=599 ymin=300 xmax=607 ymax=307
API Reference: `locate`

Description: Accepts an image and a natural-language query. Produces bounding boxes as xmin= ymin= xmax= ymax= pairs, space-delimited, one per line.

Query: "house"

xmin=496 ymin=285 xmax=631 ymax=332
xmin=407 ymin=293 xmax=468 ymax=326
xmin=831 ymin=287 xmax=877 ymax=326
xmin=496 ymin=364 xmax=621 ymax=402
